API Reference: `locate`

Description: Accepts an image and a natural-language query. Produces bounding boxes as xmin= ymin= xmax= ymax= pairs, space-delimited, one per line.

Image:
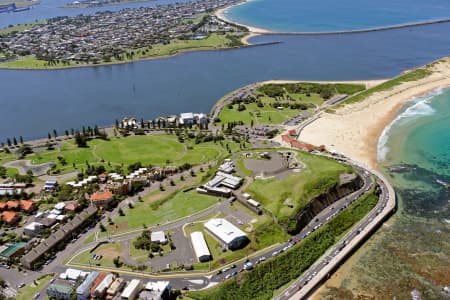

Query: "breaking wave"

xmin=377 ymin=87 xmax=446 ymax=162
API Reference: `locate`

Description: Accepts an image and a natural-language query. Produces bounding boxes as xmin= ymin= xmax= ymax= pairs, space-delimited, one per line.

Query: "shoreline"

xmin=298 ymin=57 xmax=450 ymax=169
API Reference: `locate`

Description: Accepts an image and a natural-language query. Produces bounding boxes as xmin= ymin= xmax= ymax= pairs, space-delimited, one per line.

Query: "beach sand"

xmin=298 ymin=58 xmax=450 ymax=169
xmin=214 ymin=1 xmax=272 ymax=34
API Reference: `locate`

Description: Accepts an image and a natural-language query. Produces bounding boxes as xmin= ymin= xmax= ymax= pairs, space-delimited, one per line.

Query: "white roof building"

xmin=55 ymin=202 xmax=66 ymax=210
xmin=59 ymin=268 xmax=89 ymax=281
xmin=150 ymin=231 xmax=167 ymax=244
xmin=204 ymin=218 xmax=248 ymax=250
xmin=121 ymin=279 xmax=142 ymax=300
xmin=190 ymin=231 xmax=211 ymax=262
xmin=141 ymin=281 xmax=171 ymax=300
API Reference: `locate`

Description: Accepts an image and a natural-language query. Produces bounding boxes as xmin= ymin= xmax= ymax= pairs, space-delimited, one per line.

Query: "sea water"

xmin=326 ymin=88 xmax=450 ymax=298
xmin=224 ymin=0 xmax=450 ymax=32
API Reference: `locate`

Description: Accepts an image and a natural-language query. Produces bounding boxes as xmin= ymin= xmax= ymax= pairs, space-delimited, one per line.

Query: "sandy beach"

xmin=214 ymin=1 xmax=272 ymax=34
xmin=298 ymin=57 xmax=450 ymax=169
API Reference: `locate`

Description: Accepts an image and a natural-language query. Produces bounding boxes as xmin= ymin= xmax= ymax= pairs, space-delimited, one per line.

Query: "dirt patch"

xmin=97 ymin=245 xmax=121 ymax=259
xmin=108 ymin=223 xmax=128 ymax=231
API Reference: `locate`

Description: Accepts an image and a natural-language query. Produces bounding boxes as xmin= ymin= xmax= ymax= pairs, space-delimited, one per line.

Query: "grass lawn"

xmin=25 ymin=134 xmax=236 ymax=174
xmin=129 ymin=238 xmax=172 ymax=263
xmin=16 ymin=274 xmax=53 ymax=300
xmin=110 ymin=190 xmax=219 ymax=234
xmin=245 ymin=151 xmax=352 ymax=225
xmin=0 ymin=34 xmax=240 ymax=69
xmin=71 ymin=242 xmax=122 ymax=268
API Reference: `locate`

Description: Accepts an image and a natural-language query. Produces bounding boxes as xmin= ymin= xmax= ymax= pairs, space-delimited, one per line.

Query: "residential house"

xmin=90 ymin=191 xmax=114 ymax=207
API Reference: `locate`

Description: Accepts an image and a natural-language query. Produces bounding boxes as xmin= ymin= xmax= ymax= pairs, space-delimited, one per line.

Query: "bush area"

xmin=341 ymin=68 xmax=432 ymax=106
xmin=188 ymin=188 xmax=379 ymax=300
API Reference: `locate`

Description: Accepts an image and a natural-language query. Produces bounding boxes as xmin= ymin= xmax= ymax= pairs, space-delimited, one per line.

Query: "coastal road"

xmin=274 ymin=155 xmax=396 ymax=300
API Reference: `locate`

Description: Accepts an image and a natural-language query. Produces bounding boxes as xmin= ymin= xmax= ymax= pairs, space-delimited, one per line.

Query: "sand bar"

xmin=298 ymin=58 xmax=450 ymax=169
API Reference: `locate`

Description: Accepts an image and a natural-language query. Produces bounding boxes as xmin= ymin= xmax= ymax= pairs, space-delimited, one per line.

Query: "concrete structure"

xmin=23 ymin=222 xmax=44 ymax=237
xmin=151 ymin=231 xmax=167 ymax=244
xmin=20 ymin=206 xmax=98 ymax=269
xmin=47 ymin=281 xmax=74 ymax=300
xmin=204 ymin=218 xmax=248 ymax=250
xmin=190 ymin=231 xmax=211 ymax=262
xmin=121 ymin=279 xmax=142 ymax=300
xmin=76 ymin=271 xmax=99 ymax=300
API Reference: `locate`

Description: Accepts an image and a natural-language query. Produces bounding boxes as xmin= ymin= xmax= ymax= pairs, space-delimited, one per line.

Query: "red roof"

xmin=1 ymin=211 xmax=19 ymax=224
xmin=20 ymin=200 xmax=35 ymax=212
xmin=90 ymin=272 xmax=107 ymax=295
xmin=6 ymin=201 xmax=19 ymax=209
xmin=91 ymin=191 xmax=113 ymax=202
xmin=0 ymin=202 xmax=6 ymax=210
xmin=288 ymin=129 xmax=297 ymax=136
xmin=65 ymin=201 xmax=79 ymax=211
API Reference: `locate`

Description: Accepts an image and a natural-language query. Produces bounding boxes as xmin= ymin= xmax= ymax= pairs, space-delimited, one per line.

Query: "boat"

xmin=388 ymin=165 xmax=413 ymax=173
xmin=436 ymin=179 xmax=450 ymax=189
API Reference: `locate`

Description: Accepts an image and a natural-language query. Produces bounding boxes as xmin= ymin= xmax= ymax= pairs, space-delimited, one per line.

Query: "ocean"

xmin=224 ymin=0 xmax=450 ymax=32
xmin=318 ymin=88 xmax=450 ymax=298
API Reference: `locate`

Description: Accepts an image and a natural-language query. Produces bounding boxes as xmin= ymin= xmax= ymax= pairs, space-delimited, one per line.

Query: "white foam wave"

xmin=377 ymin=87 xmax=447 ymax=162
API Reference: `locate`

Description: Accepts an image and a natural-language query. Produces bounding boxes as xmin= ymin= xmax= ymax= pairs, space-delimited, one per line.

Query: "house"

xmin=204 ymin=218 xmax=248 ymax=250
xmin=64 ymin=201 xmax=79 ymax=212
xmin=93 ymin=273 xmax=114 ymax=298
xmin=121 ymin=279 xmax=142 ymax=300
xmin=0 ymin=242 xmax=27 ymax=261
xmin=0 ymin=202 xmax=6 ymax=211
xmin=90 ymin=191 xmax=114 ymax=207
xmin=190 ymin=231 xmax=211 ymax=262
xmin=20 ymin=206 xmax=98 ymax=269
xmin=106 ymin=277 xmax=125 ymax=298
xmin=179 ymin=112 xmax=194 ymax=125
xmin=59 ymin=268 xmax=89 ymax=281
xmin=139 ymin=281 xmax=171 ymax=300
xmin=90 ymin=272 xmax=107 ymax=298
xmin=76 ymin=271 xmax=99 ymax=300
xmin=47 ymin=281 xmax=74 ymax=300
xmin=20 ymin=200 xmax=36 ymax=213
xmin=1 ymin=211 xmax=20 ymax=225
xmin=23 ymin=222 xmax=44 ymax=237
xmin=151 ymin=231 xmax=167 ymax=244
xmin=6 ymin=200 xmax=19 ymax=210
xmin=44 ymin=180 xmax=58 ymax=192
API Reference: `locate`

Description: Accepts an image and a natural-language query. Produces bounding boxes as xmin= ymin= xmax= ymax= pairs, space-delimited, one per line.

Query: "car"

xmin=272 ymin=250 xmax=279 ymax=257
xmin=32 ymin=293 xmax=40 ymax=300
xmin=18 ymin=283 xmax=25 ymax=288
xmin=222 ymin=267 xmax=231 ymax=273
xmin=216 ymin=270 xmax=223 ymax=276
xmin=243 ymin=262 xmax=253 ymax=270
xmin=224 ymin=274 xmax=232 ymax=280
xmin=231 ymin=271 xmax=238 ymax=276
xmin=238 ymin=268 xmax=245 ymax=273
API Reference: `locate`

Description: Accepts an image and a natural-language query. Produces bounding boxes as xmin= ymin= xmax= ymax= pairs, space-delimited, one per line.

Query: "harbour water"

xmin=224 ymin=0 xmax=450 ymax=32
xmin=2 ymin=22 xmax=450 ymax=141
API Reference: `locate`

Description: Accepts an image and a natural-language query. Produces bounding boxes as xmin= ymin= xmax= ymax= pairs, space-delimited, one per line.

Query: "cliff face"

xmin=287 ymin=173 xmax=363 ymax=234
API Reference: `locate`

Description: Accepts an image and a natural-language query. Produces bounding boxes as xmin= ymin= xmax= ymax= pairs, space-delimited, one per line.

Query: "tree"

xmin=118 ymin=208 xmax=125 ymax=216
xmin=53 ymin=129 xmax=58 ymax=139
xmin=12 ymin=137 xmax=17 ymax=146
xmin=19 ymin=136 xmax=24 ymax=144
xmin=74 ymin=131 xmax=87 ymax=147
xmin=6 ymin=138 xmax=11 ymax=147
xmin=48 ymin=132 xmax=51 ymax=140
xmin=99 ymin=224 xmax=106 ymax=232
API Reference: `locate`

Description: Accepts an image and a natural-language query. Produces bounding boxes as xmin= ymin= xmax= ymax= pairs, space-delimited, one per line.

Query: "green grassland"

xmin=340 ymin=68 xmax=432 ymax=106
xmin=71 ymin=242 xmax=122 ymax=268
xmin=188 ymin=188 xmax=379 ymax=300
xmin=16 ymin=274 xmax=53 ymax=300
xmin=25 ymin=134 xmax=238 ymax=174
xmin=0 ymin=21 xmax=46 ymax=35
xmin=217 ymin=82 xmax=365 ymax=125
xmin=244 ymin=151 xmax=352 ymax=230
xmin=0 ymin=34 xmax=244 ymax=69
xmin=110 ymin=190 xmax=219 ymax=234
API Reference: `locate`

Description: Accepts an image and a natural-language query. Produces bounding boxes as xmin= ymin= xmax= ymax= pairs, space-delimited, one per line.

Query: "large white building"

xmin=121 ymin=279 xmax=142 ymax=300
xmin=190 ymin=231 xmax=211 ymax=262
xmin=204 ymin=218 xmax=248 ymax=250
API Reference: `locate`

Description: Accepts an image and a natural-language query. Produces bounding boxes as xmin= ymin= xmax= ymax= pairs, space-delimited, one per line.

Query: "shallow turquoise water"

xmin=224 ymin=0 xmax=450 ymax=32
